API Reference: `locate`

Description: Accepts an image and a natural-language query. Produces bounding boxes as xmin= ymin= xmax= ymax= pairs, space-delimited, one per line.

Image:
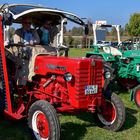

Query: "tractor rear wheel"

xmin=28 ymin=100 xmax=60 ymax=140
xmin=95 ymin=93 xmax=125 ymax=131
xmin=133 ymin=85 xmax=140 ymax=108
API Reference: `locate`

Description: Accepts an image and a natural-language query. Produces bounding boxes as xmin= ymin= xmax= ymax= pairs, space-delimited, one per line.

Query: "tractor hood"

xmin=123 ymin=50 xmax=140 ymax=58
xmin=34 ymin=56 xmax=96 ymax=75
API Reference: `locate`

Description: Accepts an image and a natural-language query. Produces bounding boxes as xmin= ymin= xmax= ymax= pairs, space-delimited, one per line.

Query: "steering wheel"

xmin=5 ymin=42 xmax=26 ymax=49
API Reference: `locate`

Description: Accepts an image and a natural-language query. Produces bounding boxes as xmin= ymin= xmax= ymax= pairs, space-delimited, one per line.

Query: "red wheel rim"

xmin=103 ymin=101 xmax=116 ymax=122
xmin=36 ymin=112 xmax=49 ymax=138
xmin=98 ymin=100 xmax=116 ymax=125
xmin=136 ymin=90 xmax=140 ymax=106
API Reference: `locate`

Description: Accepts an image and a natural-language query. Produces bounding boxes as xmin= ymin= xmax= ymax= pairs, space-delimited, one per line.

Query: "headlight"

xmin=64 ymin=72 xmax=72 ymax=81
xmin=104 ymin=71 xmax=111 ymax=79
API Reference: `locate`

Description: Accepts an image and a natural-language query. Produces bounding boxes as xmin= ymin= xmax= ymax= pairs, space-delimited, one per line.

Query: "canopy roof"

xmin=3 ymin=4 xmax=85 ymax=26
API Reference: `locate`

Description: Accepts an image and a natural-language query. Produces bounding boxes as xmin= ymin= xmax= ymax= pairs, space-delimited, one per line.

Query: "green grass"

xmin=68 ymin=48 xmax=93 ymax=57
xmin=1 ymin=48 xmax=140 ymax=140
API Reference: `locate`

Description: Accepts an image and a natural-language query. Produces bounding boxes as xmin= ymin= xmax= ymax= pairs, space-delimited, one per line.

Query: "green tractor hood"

xmin=123 ymin=50 xmax=140 ymax=59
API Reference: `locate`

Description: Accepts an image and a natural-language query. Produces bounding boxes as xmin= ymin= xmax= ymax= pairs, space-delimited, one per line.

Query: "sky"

xmin=1 ymin=0 xmax=140 ymax=28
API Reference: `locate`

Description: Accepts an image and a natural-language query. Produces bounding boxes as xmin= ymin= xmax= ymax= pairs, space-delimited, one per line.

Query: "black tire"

xmin=28 ymin=100 xmax=60 ymax=140
xmin=133 ymin=85 xmax=140 ymax=108
xmin=95 ymin=93 xmax=125 ymax=131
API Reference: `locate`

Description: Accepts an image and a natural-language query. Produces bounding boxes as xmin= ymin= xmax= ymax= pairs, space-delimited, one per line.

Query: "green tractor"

xmin=115 ymin=43 xmax=140 ymax=108
xmin=86 ymin=23 xmax=140 ymax=108
xmin=86 ymin=23 xmax=121 ymax=62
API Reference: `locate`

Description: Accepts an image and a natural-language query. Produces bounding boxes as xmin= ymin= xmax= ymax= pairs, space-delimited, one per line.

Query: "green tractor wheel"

xmin=133 ymin=85 xmax=140 ymax=108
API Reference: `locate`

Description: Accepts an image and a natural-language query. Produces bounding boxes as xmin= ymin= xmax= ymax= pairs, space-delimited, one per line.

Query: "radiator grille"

xmin=75 ymin=68 xmax=89 ymax=94
xmin=94 ymin=68 xmax=103 ymax=93
xmin=69 ymin=59 xmax=103 ymax=109
xmin=74 ymin=62 xmax=102 ymax=98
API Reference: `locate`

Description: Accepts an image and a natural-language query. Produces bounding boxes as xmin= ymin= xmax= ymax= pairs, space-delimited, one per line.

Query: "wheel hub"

xmin=34 ymin=112 xmax=49 ymax=139
xmin=37 ymin=113 xmax=49 ymax=138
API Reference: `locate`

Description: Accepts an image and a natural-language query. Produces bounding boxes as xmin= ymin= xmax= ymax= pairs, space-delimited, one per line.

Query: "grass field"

xmin=1 ymin=48 xmax=140 ymax=140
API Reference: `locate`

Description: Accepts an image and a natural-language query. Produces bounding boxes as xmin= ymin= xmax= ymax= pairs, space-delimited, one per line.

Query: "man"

xmin=14 ymin=17 xmax=40 ymax=45
xmin=13 ymin=17 xmax=40 ymax=85
xmin=38 ymin=19 xmax=59 ymax=48
xmin=38 ymin=20 xmax=52 ymax=45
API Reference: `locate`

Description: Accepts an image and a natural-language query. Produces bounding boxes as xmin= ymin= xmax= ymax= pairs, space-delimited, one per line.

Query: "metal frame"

xmin=92 ymin=24 xmax=121 ymax=45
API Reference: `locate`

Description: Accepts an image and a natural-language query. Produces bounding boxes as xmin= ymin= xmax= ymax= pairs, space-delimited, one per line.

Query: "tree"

xmin=71 ymin=27 xmax=83 ymax=36
xmin=110 ymin=27 xmax=117 ymax=36
xmin=127 ymin=13 xmax=140 ymax=36
xmin=120 ymin=27 xmax=124 ymax=36
xmin=64 ymin=35 xmax=74 ymax=47
xmin=86 ymin=18 xmax=93 ymax=36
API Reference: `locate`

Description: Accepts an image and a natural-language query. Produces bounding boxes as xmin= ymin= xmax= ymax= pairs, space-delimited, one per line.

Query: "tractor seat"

xmin=28 ymin=45 xmax=57 ymax=81
xmin=103 ymin=46 xmax=122 ymax=56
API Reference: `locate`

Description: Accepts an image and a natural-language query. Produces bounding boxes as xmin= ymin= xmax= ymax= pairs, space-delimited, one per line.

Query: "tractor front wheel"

xmin=133 ymin=85 xmax=140 ymax=108
xmin=28 ymin=100 xmax=60 ymax=140
xmin=95 ymin=93 xmax=125 ymax=131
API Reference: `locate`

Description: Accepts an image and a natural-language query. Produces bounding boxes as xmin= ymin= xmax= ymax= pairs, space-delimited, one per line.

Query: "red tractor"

xmin=0 ymin=4 xmax=125 ymax=140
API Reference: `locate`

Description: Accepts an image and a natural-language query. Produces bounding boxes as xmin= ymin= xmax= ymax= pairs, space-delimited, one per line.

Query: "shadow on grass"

xmin=60 ymin=112 xmax=96 ymax=140
xmin=61 ymin=106 xmax=138 ymax=133
xmin=76 ymin=108 xmax=138 ymax=131
xmin=61 ymin=122 xmax=88 ymax=140
xmin=0 ymin=119 xmax=31 ymax=140
xmin=122 ymin=107 xmax=138 ymax=131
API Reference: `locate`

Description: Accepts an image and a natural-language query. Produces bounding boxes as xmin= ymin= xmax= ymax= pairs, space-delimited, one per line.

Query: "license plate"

xmin=85 ymin=85 xmax=98 ymax=95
